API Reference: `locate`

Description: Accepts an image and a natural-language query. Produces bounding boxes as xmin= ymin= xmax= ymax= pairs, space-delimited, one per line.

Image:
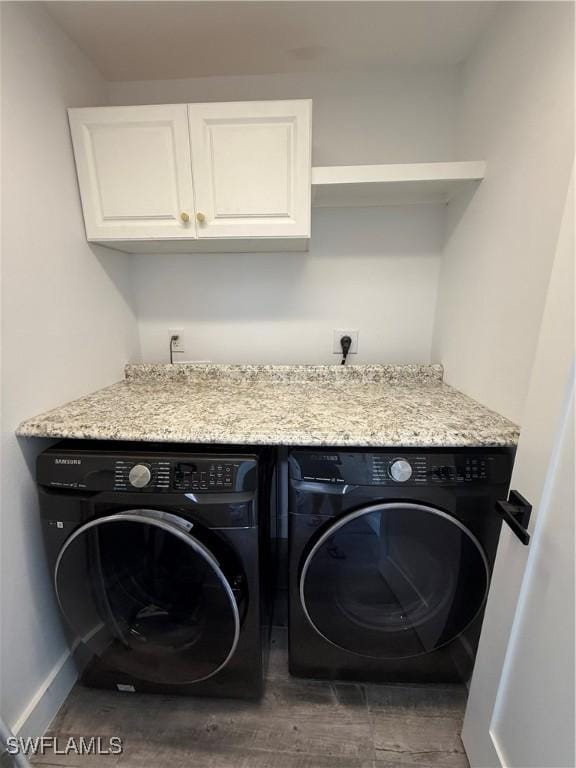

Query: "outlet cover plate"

xmin=332 ymin=329 xmax=359 ymax=355
xmin=168 ymin=328 xmax=185 ymax=353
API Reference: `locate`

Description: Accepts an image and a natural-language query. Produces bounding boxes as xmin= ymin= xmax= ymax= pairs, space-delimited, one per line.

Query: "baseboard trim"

xmin=11 ymin=644 xmax=79 ymax=739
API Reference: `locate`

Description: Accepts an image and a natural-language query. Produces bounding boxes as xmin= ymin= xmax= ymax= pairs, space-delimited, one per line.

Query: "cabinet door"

xmin=68 ymin=105 xmax=196 ymax=240
xmin=188 ymin=100 xmax=311 ymax=240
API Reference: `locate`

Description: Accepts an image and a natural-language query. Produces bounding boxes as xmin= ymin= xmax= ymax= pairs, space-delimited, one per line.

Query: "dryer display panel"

xmin=289 ymin=450 xmax=512 ymax=486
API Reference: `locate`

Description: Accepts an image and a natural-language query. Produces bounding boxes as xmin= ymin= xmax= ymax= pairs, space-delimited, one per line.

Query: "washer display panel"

xmin=300 ymin=503 xmax=489 ymax=659
xmin=55 ymin=511 xmax=243 ymax=684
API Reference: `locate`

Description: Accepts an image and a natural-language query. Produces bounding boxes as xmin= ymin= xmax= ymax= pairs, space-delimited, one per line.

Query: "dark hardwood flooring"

xmin=30 ymin=625 xmax=470 ymax=768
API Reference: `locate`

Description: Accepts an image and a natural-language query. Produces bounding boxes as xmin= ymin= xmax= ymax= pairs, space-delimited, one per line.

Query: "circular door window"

xmin=300 ymin=503 xmax=489 ymax=659
xmin=55 ymin=510 xmax=244 ymax=684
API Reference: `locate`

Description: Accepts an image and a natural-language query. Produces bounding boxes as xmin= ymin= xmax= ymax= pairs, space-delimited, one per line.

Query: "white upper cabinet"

xmin=188 ymin=100 xmax=311 ymax=240
xmin=68 ymin=100 xmax=312 ymax=252
xmin=68 ymin=105 xmax=196 ymax=241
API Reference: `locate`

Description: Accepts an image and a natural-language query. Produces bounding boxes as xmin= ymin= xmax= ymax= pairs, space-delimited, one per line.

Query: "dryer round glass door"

xmin=54 ymin=510 xmax=245 ymax=684
xmin=300 ymin=502 xmax=490 ymax=659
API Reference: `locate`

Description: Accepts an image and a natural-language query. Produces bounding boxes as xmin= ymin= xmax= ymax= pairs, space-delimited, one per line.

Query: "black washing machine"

xmin=38 ymin=441 xmax=274 ymax=699
xmin=288 ymin=448 xmax=514 ymax=684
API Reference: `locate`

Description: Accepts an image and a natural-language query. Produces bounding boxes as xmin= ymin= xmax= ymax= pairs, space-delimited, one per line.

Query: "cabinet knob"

xmin=180 ymin=212 xmax=190 ymax=223
xmin=196 ymin=212 xmax=206 ymax=224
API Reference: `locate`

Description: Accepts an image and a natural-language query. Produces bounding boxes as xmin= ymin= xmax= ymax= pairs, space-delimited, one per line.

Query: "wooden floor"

xmin=32 ymin=628 xmax=470 ymax=768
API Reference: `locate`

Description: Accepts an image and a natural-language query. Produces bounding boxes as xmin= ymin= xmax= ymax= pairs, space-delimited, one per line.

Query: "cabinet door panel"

xmin=68 ymin=105 xmax=196 ymax=240
xmin=188 ymin=101 xmax=311 ymax=239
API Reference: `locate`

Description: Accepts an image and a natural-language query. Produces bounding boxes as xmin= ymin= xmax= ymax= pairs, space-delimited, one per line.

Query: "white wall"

xmin=112 ymin=68 xmax=456 ymax=364
xmin=136 ymin=207 xmax=443 ymax=364
xmin=432 ymin=1 xmax=574 ymax=424
xmin=110 ymin=68 xmax=458 ymax=166
xmin=0 ymin=3 xmax=140 ymax=736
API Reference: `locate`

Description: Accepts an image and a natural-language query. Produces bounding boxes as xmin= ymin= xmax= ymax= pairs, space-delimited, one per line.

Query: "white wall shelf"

xmin=311 ymin=161 xmax=486 ymax=207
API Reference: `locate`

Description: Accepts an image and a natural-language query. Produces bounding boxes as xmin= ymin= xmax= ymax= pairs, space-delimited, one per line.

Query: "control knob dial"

xmin=128 ymin=463 xmax=152 ymax=488
xmin=389 ymin=459 xmax=413 ymax=483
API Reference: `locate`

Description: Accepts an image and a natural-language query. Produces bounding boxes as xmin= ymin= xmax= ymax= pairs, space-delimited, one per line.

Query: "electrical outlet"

xmin=332 ymin=329 xmax=359 ymax=355
xmin=168 ymin=328 xmax=185 ymax=354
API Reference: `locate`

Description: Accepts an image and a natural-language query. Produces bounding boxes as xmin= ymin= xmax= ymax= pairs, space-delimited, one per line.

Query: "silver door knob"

xmin=128 ymin=464 xmax=152 ymax=488
xmin=389 ymin=459 xmax=413 ymax=483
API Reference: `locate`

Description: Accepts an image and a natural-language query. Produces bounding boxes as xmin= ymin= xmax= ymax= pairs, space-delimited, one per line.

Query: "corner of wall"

xmin=1 ymin=2 xmax=137 ymax=741
xmin=430 ymin=2 xmax=574 ymax=424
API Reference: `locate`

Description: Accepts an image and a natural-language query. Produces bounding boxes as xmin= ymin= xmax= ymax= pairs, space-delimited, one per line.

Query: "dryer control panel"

xmin=290 ymin=449 xmax=513 ymax=487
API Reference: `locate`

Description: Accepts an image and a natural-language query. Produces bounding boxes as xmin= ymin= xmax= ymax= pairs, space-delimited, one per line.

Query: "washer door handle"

xmin=121 ymin=508 xmax=194 ymax=532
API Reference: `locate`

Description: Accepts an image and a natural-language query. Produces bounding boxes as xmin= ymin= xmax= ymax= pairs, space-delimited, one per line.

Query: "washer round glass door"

xmin=55 ymin=510 xmax=243 ymax=684
xmin=300 ymin=503 xmax=490 ymax=659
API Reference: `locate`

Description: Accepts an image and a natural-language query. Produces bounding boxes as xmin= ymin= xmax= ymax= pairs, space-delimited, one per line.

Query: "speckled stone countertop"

xmin=16 ymin=363 xmax=519 ymax=447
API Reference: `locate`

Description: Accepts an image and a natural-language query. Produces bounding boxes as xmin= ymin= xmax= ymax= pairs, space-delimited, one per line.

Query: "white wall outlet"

xmin=332 ymin=329 xmax=359 ymax=355
xmin=168 ymin=328 xmax=185 ymax=354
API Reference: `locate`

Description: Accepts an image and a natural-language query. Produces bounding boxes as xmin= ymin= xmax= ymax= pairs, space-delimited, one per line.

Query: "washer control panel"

xmin=114 ymin=459 xmax=172 ymax=490
xmin=127 ymin=463 xmax=152 ymax=488
xmin=172 ymin=461 xmax=236 ymax=492
xmin=114 ymin=459 xmax=238 ymax=491
xmin=291 ymin=450 xmax=512 ymax=487
xmin=388 ymin=459 xmax=413 ymax=482
xmin=37 ymin=449 xmax=255 ymax=493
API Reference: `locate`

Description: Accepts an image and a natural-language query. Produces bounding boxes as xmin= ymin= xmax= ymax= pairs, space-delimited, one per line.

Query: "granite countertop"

xmin=16 ymin=363 xmax=519 ymax=447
